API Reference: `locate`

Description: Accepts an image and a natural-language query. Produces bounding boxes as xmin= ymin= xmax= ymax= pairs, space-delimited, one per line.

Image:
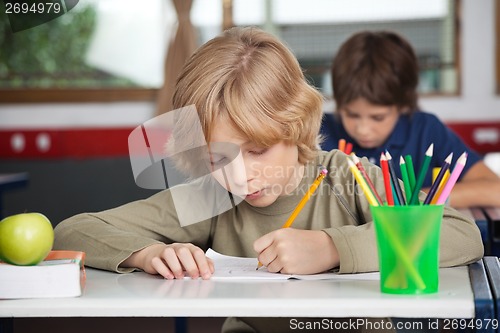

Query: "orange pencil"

xmin=430 ymin=171 xmax=450 ymax=205
xmin=338 ymin=139 xmax=346 ymax=153
xmin=256 ymin=166 xmax=328 ymax=269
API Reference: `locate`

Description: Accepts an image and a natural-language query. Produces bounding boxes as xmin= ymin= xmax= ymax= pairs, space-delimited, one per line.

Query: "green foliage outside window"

xmin=0 ymin=4 xmax=136 ymax=88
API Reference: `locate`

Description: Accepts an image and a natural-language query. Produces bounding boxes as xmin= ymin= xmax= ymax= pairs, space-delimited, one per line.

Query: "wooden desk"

xmin=0 ymin=173 xmax=29 ymax=219
xmin=0 ymin=262 xmax=496 ymax=333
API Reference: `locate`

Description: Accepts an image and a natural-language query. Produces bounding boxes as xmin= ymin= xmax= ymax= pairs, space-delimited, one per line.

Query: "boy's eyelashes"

xmin=343 ymin=111 xmax=386 ymax=122
xmin=209 ymin=153 xmax=228 ymax=168
xmin=208 ymin=148 xmax=268 ymax=167
xmin=248 ymin=148 xmax=268 ymax=156
xmin=371 ymin=115 xmax=386 ymax=122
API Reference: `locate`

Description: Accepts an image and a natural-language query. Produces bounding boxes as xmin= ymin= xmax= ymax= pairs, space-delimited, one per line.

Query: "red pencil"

xmin=380 ymin=152 xmax=394 ymax=206
xmin=344 ymin=142 xmax=353 ymax=155
xmin=352 ymin=154 xmax=383 ymax=205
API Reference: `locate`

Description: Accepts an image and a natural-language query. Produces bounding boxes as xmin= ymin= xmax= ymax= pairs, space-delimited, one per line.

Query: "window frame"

xmin=496 ymin=0 xmax=500 ymax=94
xmin=0 ymin=88 xmax=157 ymax=103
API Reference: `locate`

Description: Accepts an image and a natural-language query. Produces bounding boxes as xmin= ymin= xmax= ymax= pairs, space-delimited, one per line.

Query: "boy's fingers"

xmin=253 ymin=231 xmax=276 ymax=253
xmin=151 ymin=256 xmax=174 ymax=279
xmin=192 ymin=250 xmax=213 ymax=279
xmin=161 ymin=247 xmax=185 ymax=279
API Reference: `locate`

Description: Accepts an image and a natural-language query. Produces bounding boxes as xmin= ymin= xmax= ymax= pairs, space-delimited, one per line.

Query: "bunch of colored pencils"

xmin=347 ymin=143 xmax=468 ymax=206
xmin=338 ymin=139 xmax=353 ymax=155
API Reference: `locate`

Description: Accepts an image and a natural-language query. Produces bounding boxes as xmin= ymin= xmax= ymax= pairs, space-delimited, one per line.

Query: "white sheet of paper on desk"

xmin=206 ymin=249 xmax=379 ymax=281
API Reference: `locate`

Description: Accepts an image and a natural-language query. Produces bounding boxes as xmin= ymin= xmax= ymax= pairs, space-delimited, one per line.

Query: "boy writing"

xmin=55 ymin=27 xmax=483 ymax=333
xmin=320 ymin=30 xmax=500 ymax=208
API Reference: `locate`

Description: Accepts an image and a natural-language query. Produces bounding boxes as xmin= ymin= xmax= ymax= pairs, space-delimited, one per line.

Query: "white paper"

xmin=206 ymin=249 xmax=379 ymax=281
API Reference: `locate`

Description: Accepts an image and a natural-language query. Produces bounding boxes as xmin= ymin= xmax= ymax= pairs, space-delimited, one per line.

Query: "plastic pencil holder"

xmin=370 ymin=204 xmax=444 ymax=294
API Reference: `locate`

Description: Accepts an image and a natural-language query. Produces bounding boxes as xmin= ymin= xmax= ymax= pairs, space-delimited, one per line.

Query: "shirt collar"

xmin=384 ymin=114 xmax=411 ymax=149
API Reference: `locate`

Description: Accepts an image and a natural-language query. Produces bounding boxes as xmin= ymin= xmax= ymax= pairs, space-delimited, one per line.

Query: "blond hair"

xmin=170 ymin=27 xmax=323 ymax=174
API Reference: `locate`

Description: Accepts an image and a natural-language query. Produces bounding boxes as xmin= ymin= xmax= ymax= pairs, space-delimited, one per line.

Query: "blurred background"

xmin=0 ymin=0 xmax=499 ymax=225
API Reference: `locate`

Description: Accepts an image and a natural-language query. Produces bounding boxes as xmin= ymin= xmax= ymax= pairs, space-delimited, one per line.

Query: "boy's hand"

xmin=254 ymin=229 xmax=339 ymax=275
xmin=122 ymin=243 xmax=214 ymax=280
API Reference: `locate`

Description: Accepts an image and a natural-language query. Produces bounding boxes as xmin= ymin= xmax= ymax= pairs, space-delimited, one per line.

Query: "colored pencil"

xmin=430 ymin=170 xmax=450 ymax=205
xmin=347 ymin=158 xmax=380 ymax=206
xmin=256 ymin=166 xmax=328 ymax=269
xmin=385 ymin=151 xmax=406 ymax=205
xmin=399 ymin=156 xmax=412 ymax=203
xmin=424 ymin=153 xmax=453 ymax=204
xmin=352 ymin=154 xmax=383 ymax=205
xmin=344 ymin=142 xmax=353 ymax=155
xmin=380 ymin=152 xmax=394 ymax=206
xmin=404 ymin=155 xmax=416 ymax=192
xmin=338 ymin=139 xmax=346 ymax=153
xmin=409 ymin=143 xmax=434 ymax=205
xmin=390 ymin=182 xmax=400 ymax=205
xmin=436 ymin=152 xmax=467 ymax=205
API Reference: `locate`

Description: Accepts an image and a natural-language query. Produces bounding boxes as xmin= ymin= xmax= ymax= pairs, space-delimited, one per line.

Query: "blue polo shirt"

xmin=320 ymin=111 xmax=481 ymax=187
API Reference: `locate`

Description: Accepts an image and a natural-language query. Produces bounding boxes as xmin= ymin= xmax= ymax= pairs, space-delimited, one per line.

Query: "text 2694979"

xmin=442 ymin=318 xmax=499 ymax=330
xmin=5 ymin=2 xmax=61 ymax=14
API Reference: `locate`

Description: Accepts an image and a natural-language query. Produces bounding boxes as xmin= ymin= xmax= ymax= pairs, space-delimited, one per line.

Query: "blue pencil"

xmin=385 ymin=151 xmax=406 ymax=205
xmin=424 ymin=153 xmax=453 ymax=204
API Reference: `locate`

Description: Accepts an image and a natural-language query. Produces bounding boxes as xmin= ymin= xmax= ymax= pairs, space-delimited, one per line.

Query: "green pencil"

xmin=399 ymin=156 xmax=412 ymax=203
xmin=404 ymin=155 xmax=416 ymax=192
xmin=409 ymin=143 xmax=434 ymax=205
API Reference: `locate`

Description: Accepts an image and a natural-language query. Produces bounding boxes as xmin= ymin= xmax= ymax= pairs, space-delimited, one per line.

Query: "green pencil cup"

xmin=370 ymin=204 xmax=444 ymax=294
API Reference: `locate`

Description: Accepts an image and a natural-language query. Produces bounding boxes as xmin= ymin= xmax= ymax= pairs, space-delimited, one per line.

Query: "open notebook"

xmin=206 ymin=249 xmax=379 ymax=281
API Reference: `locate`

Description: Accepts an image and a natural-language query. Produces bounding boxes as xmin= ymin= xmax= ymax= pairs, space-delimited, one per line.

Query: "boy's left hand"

xmin=253 ymin=229 xmax=339 ymax=275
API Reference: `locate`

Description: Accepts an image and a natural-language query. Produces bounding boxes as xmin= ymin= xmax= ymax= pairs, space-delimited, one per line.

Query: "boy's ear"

xmin=399 ymin=106 xmax=411 ymax=115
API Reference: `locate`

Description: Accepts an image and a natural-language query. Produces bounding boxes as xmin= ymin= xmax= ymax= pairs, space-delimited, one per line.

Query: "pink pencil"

xmin=436 ymin=152 xmax=467 ymax=205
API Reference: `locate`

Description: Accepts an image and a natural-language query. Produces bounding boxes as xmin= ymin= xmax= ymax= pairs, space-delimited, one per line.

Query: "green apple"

xmin=0 ymin=212 xmax=54 ymax=266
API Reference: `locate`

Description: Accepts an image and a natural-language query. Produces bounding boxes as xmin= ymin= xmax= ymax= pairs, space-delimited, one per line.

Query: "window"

xmin=232 ymin=0 xmax=461 ymax=97
xmin=0 ymin=0 xmax=460 ymax=102
xmin=0 ymin=0 xmax=175 ymax=102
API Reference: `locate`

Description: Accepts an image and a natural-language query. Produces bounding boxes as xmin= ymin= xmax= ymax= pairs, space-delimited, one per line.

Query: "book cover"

xmin=0 ymin=250 xmax=86 ymax=299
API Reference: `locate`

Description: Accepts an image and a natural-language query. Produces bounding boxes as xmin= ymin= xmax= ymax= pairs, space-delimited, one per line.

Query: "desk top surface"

xmin=0 ymin=266 xmax=475 ymax=319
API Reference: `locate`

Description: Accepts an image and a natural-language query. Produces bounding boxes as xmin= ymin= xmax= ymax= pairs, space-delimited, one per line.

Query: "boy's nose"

xmin=223 ymin=152 xmax=249 ymax=191
xmin=355 ymin=120 xmax=371 ymax=136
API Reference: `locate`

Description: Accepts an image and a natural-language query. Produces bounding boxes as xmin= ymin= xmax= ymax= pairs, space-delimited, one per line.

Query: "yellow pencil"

xmin=430 ymin=169 xmax=450 ymax=205
xmin=347 ymin=157 xmax=379 ymax=206
xmin=256 ymin=166 xmax=328 ymax=269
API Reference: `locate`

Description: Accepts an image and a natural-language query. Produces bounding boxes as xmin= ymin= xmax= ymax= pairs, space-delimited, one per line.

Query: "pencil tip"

xmin=426 ymin=143 xmax=434 ymax=155
xmin=399 ymin=156 xmax=405 ymax=164
xmin=445 ymin=153 xmax=453 ymax=162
